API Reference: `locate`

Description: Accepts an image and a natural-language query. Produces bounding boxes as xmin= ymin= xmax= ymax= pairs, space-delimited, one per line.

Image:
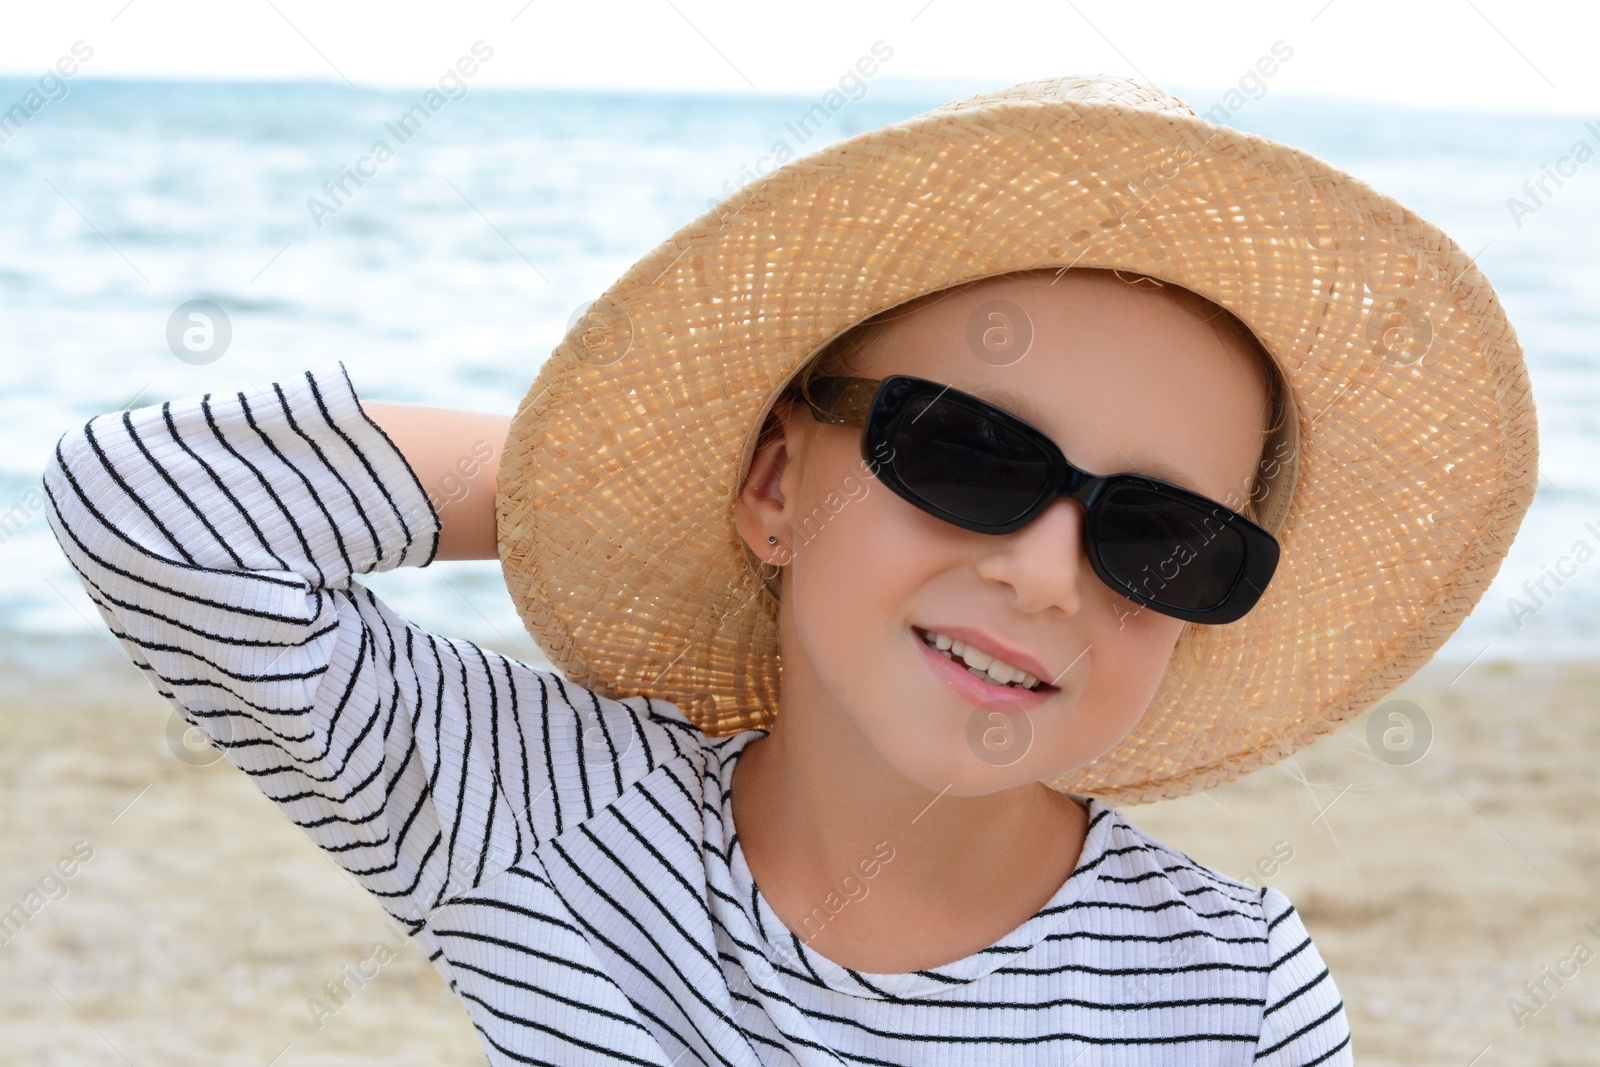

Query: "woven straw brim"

xmin=495 ymin=76 xmax=1539 ymax=805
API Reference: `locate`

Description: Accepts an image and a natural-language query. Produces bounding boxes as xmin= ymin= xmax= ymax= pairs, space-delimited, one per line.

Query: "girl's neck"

xmin=729 ymin=686 xmax=1089 ymax=973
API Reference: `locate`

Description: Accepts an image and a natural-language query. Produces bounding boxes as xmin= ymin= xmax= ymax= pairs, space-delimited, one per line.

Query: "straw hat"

xmin=494 ymin=74 xmax=1538 ymax=805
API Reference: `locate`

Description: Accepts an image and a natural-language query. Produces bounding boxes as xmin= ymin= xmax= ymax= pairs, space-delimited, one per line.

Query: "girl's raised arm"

xmin=39 ymin=361 xmax=688 ymax=944
xmin=359 ymin=399 xmax=510 ymax=563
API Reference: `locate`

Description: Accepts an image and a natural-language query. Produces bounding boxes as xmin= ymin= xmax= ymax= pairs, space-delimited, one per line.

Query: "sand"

xmin=2 ymin=641 xmax=1595 ymax=1065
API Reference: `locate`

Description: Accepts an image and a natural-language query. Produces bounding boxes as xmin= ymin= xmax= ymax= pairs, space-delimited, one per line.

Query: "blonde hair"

xmin=748 ymin=267 xmax=1290 ymax=606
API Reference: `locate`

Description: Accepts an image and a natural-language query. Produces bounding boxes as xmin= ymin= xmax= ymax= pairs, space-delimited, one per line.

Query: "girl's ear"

xmin=734 ymin=405 xmax=799 ymax=560
xmin=747 ymin=440 xmax=787 ymax=505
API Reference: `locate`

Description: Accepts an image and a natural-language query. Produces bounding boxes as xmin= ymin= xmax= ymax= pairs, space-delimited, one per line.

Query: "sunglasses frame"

xmin=799 ymin=374 xmax=1280 ymax=625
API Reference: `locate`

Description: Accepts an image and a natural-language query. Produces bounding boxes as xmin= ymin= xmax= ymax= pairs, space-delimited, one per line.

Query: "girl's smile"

xmin=913 ymin=624 xmax=1058 ymax=693
xmin=911 ymin=624 xmax=1060 ymax=712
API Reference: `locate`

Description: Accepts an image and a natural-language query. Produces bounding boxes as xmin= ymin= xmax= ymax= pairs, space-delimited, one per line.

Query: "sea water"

xmin=1 ymin=78 xmax=1595 ymax=682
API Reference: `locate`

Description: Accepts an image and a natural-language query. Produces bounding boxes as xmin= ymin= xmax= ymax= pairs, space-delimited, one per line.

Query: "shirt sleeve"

xmin=39 ymin=360 xmax=692 ymax=934
xmin=1253 ymin=887 xmax=1354 ymax=1065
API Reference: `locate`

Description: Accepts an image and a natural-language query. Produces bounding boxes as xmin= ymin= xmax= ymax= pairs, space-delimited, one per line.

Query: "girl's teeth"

xmin=920 ymin=629 xmax=1041 ymax=690
xmin=971 ymin=663 xmax=1018 ymax=687
xmin=959 ymin=645 xmax=993 ymax=671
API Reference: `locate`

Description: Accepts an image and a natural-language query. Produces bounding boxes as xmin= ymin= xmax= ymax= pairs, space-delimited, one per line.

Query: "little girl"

xmin=42 ymin=74 xmax=1537 ymax=1065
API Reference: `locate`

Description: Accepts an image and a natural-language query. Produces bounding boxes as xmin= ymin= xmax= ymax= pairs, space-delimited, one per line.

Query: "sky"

xmin=0 ymin=0 xmax=1595 ymax=115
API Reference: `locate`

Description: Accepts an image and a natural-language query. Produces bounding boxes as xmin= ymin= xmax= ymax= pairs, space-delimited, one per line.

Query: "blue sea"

xmin=2 ymin=77 xmax=1596 ymax=685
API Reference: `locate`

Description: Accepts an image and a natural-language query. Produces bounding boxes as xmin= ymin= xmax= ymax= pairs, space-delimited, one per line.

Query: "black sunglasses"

xmin=801 ymin=374 xmax=1279 ymax=625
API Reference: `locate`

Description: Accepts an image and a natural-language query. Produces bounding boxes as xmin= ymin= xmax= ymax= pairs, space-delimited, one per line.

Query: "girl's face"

xmin=735 ymin=270 xmax=1270 ymax=796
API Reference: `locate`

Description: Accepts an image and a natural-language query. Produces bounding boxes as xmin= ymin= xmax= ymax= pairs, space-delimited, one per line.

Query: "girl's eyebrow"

xmin=953 ymin=381 xmax=1050 ymax=427
xmin=955 ymin=380 xmax=1209 ymax=493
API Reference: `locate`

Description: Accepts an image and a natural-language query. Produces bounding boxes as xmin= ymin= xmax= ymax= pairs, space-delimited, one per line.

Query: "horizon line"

xmin=0 ymin=71 xmax=1591 ymax=121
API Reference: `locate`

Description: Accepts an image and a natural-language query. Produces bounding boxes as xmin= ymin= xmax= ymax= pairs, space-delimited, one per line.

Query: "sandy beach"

xmin=2 ymin=639 xmax=1595 ymax=1065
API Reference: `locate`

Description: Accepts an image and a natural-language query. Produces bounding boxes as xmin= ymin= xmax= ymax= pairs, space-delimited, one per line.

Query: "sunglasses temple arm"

xmin=806 ymin=376 xmax=881 ymax=426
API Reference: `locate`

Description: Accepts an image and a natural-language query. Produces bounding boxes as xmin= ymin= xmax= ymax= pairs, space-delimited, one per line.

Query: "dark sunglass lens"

xmin=1094 ymin=484 xmax=1247 ymax=611
xmin=888 ymin=395 xmax=1050 ymax=525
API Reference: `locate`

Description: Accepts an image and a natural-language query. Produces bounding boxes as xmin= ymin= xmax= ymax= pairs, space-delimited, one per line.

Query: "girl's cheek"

xmin=1107 ymin=620 xmax=1187 ymax=722
xmin=1095 ymin=584 xmax=1184 ymax=641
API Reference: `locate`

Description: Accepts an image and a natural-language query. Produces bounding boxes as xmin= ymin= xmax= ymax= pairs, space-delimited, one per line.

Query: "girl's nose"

xmin=973 ymin=497 xmax=1088 ymax=617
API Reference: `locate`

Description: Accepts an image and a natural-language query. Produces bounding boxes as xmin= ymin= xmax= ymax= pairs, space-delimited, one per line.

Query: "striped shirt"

xmin=41 ymin=360 xmax=1353 ymax=1066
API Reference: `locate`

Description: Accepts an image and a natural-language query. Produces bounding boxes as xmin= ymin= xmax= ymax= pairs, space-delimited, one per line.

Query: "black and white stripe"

xmin=42 ymin=361 xmax=1352 ymax=1065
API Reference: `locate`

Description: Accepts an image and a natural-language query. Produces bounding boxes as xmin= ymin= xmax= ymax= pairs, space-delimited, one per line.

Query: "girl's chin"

xmin=859 ymin=725 xmax=1049 ymax=798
